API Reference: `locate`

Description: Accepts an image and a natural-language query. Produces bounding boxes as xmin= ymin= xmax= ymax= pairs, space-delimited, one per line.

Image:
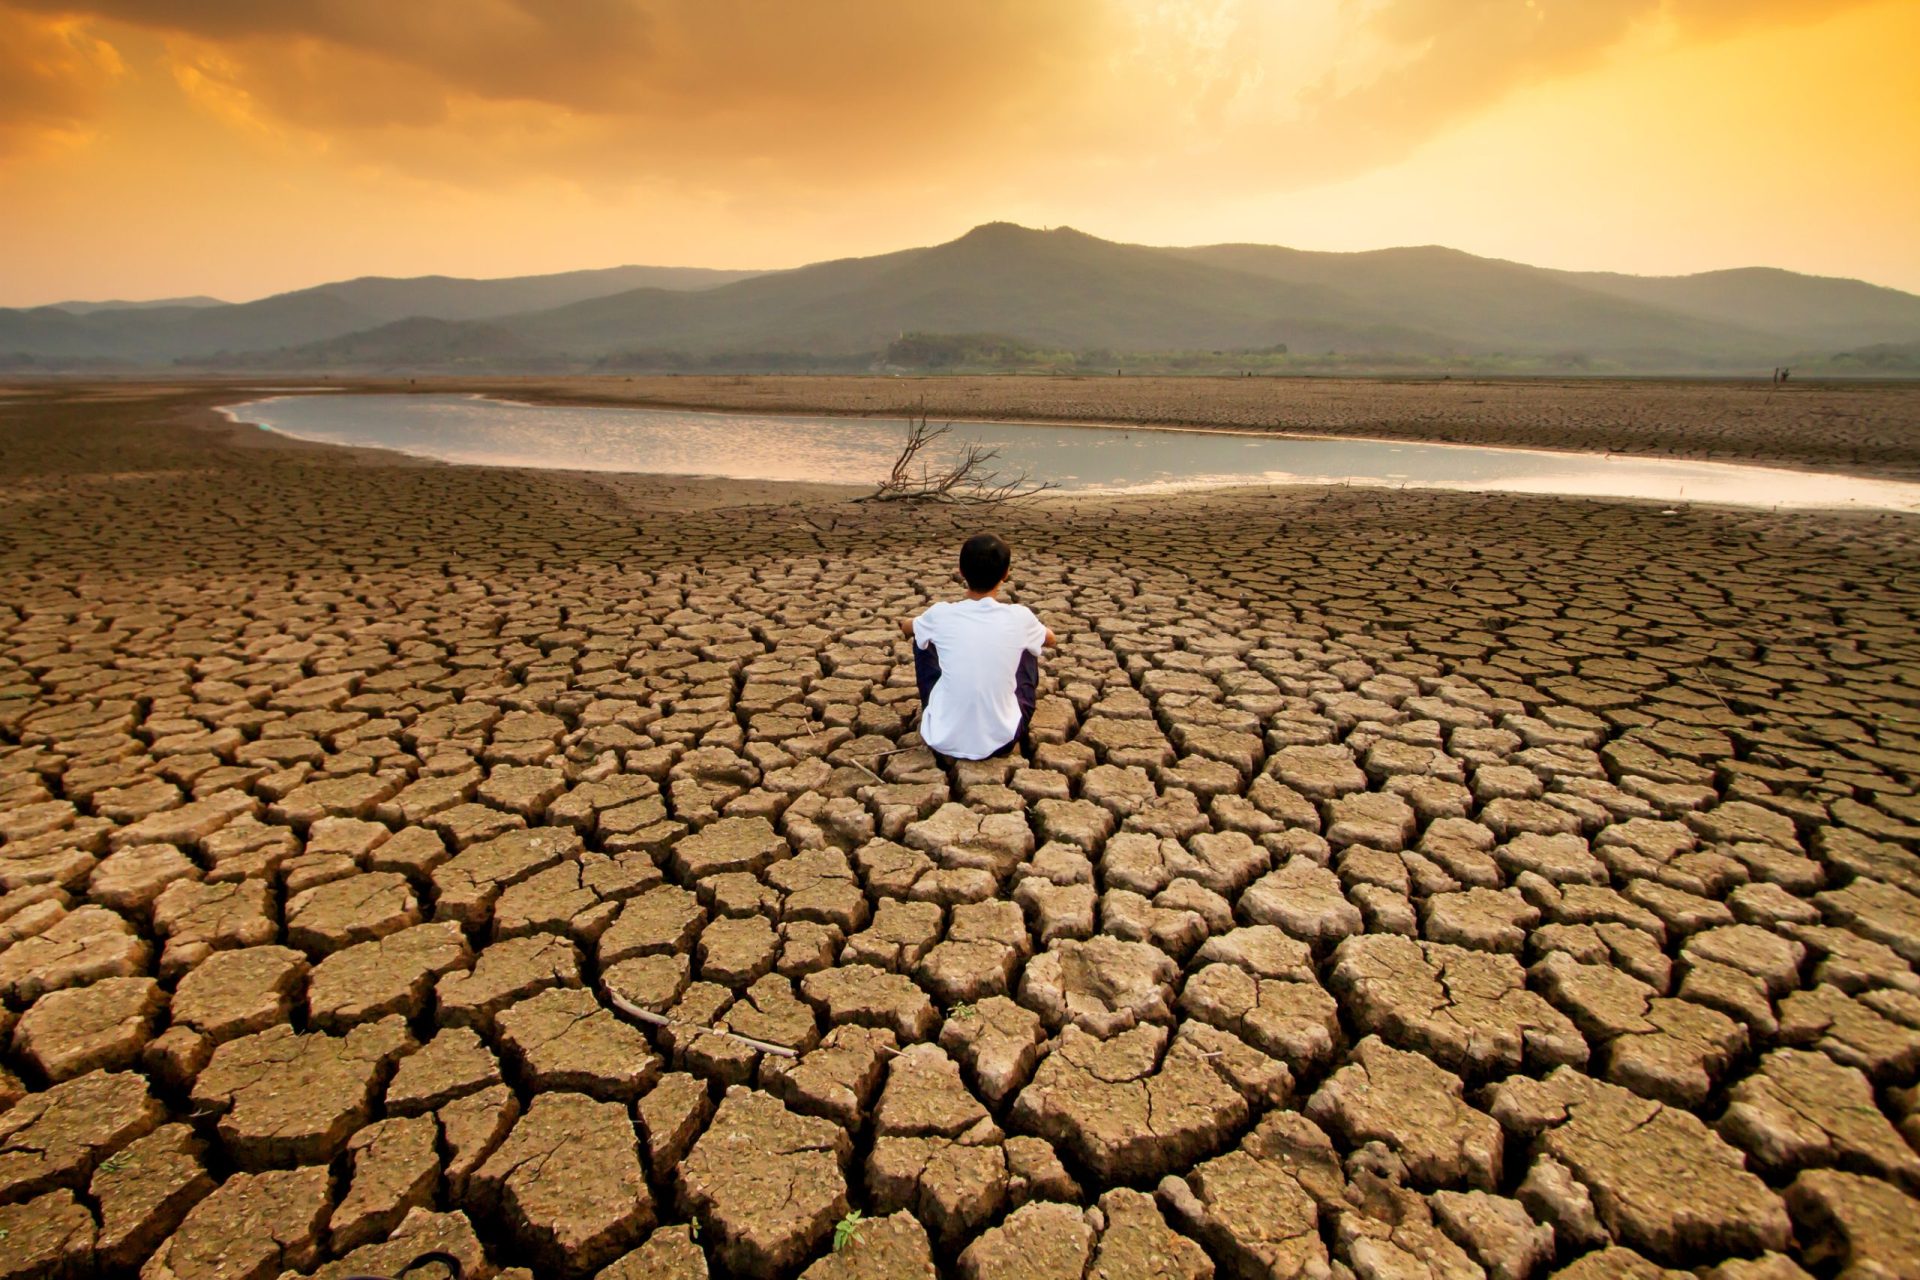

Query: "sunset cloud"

xmin=0 ymin=9 xmax=121 ymax=154
xmin=4 ymin=1 xmax=1118 ymax=180
xmin=0 ymin=0 xmax=1888 ymax=187
xmin=0 ymin=0 xmax=1912 ymax=303
xmin=1265 ymin=0 xmax=1885 ymax=180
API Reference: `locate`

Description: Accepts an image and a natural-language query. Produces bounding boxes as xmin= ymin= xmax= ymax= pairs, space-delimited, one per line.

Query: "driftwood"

xmin=864 ymin=410 xmax=1056 ymax=505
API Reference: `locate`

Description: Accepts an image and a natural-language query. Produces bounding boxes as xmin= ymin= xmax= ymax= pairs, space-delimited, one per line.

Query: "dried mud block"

xmin=470 ymin=1091 xmax=652 ymax=1277
xmin=1785 ymin=1169 xmax=1920 ymax=1280
xmin=190 ymin=1018 xmax=415 ymax=1169
xmin=671 ymin=816 xmax=789 ymax=881
xmin=1430 ymin=1189 xmax=1554 ymax=1280
xmin=432 ymin=826 xmax=583 ymax=928
xmin=801 ymin=963 xmax=938 ymax=1042
xmin=12 ymin=975 xmax=167 ymax=1082
xmin=1085 ymin=1187 xmax=1212 ymax=1280
xmin=1241 ymin=857 xmax=1363 ymax=947
xmin=1156 ymin=1110 xmax=1340 ymax=1280
xmin=87 ymin=843 xmax=199 ymax=917
xmin=1334 ymin=1171 xmax=1483 ymax=1279
xmin=0 ymin=903 xmax=150 ymax=1001
xmin=385 ymin=1025 xmax=502 ymax=1116
xmin=1818 ymin=877 xmax=1920 ymax=967
xmin=89 ymin=1124 xmax=215 ymax=1272
xmin=1331 ymin=934 xmax=1586 ymax=1078
xmin=957 ymin=1201 xmax=1094 ymax=1280
xmin=939 ymin=996 xmax=1046 ymax=1106
xmin=495 ymin=985 xmax=662 ymax=1102
xmin=1549 ymin=1246 xmax=1693 ymax=1279
xmin=795 ymin=1209 xmax=932 ymax=1279
xmin=1307 ymin=1036 xmax=1502 ymax=1190
xmin=1777 ymin=983 xmax=1920 ymax=1082
xmin=0 ymin=1069 xmax=164 ymax=1204
xmin=598 ymin=1224 xmax=710 ymax=1280
xmin=1179 ymin=963 xmax=1340 ymax=1074
xmin=599 ymin=884 xmax=706 ymax=966
xmin=904 ymin=804 xmax=1035 ymax=880
xmin=677 ymin=1088 xmax=852 ymax=1278
xmin=438 ymin=1083 xmax=518 ymax=1203
xmin=759 ymin=1024 xmax=897 ymax=1132
xmin=283 ymin=870 xmax=420 ymax=955
xmin=305 ymin=926 xmax=470 ymax=1036
xmin=1018 ymin=936 xmax=1178 ymax=1038
xmin=436 ymin=932 xmax=581 ymax=1032
xmin=141 ymin=1165 xmax=331 ymax=1280
xmin=328 ymin=1114 xmax=441 ymax=1253
xmin=636 ymin=1072 xmax=713 ymax=1177
xmin=866 ymin=1044 xmax=1007 ymax=1243
xmin=152 ymin=878 xmax=275 ymax=978
xmin=1012 ymin=1022 xmax=1275 ymax=1182
xmin=172 ymin=945 xmax=308 ymax=1042
xmin=1718 ymin=1048 xmax=1920 ymax=1188
xmin=301 ymin=1209 xmax=492 ymax=1280
xmin=1488 ymin=1067 xmax=1790 ymax=1263
xmin=0 ymin=1188 xmax=96 ymax=1277
xmin=109 ymin=789 xmax=258 ymax=852
xmin=1424 ymin=888 xmax=1539 ymax=954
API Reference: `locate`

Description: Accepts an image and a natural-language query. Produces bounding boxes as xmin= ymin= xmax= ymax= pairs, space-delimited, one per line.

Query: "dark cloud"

xmin=8 ymin=1 xmax=1111 ymax=120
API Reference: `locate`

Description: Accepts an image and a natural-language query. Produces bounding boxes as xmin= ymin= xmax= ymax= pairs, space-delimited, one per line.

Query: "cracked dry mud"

xmin=0 ymin=381 xmax=1918 ymax=1279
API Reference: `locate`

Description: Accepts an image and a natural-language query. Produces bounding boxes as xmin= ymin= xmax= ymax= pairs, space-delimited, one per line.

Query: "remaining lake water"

xmin=221 ymin=393 xmax=1920 ymax=512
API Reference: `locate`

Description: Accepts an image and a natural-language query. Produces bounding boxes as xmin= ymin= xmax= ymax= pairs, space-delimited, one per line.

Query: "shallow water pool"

xmin=221 ymin=393 xmax=1920 ymax=513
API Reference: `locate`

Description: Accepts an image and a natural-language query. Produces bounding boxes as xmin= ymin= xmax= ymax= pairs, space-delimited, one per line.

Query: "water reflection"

xmin=220 ymin=393 xmax=1920 ymax=513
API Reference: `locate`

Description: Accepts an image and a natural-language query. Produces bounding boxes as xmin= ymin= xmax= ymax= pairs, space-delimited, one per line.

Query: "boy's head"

xmin=959 ymin=533 xmax=1011 ymax=592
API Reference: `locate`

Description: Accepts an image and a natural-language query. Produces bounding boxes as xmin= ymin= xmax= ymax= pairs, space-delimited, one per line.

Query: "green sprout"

xmin=97 ymin=1154 xmax=131 ymax=1175
xmin=833 ymin=1209 xmax=865 ymax=1252
xmin=950 ymin=1002 xmax=977 ymax=1021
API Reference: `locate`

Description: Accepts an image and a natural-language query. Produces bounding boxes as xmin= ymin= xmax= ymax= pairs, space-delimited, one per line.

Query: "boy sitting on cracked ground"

xmin=899 ymin=532 xmax=1057 ymax=762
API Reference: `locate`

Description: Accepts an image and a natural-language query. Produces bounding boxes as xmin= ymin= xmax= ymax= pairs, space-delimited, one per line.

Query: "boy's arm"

xmin=1028 ymin=609 xmax=1056 ymax=650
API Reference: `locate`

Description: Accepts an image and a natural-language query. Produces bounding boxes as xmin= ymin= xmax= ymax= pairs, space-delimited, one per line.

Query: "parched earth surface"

xmin=0 ymin=382 xmax=1918 ymax=1279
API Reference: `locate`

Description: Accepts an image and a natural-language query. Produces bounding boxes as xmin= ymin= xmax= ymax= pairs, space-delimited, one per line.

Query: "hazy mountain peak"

xmin=7 ymin=224 xmax=1919 ymax=372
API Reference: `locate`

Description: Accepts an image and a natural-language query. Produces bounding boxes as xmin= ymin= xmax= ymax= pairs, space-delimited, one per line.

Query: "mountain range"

xmin=5 ymin=224 xmax=1917 ymax=374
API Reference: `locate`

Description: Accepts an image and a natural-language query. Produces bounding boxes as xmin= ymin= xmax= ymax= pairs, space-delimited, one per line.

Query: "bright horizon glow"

xmin=1 ymin=0 xmax=1915 ymax=306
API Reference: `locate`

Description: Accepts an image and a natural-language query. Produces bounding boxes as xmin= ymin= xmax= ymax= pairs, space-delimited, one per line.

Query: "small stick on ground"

xmin=604 ymin=987 xmax=798 ymax=1058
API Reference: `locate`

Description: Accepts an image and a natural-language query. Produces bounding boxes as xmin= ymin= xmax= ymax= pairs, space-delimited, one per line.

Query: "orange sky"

xmin=1 ymin=0 xmax=1915 ymax=305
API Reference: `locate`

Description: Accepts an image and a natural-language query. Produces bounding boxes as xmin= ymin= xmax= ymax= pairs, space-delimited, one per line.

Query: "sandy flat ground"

xmin=0 ymin=382 xmax=1917 ymax=1277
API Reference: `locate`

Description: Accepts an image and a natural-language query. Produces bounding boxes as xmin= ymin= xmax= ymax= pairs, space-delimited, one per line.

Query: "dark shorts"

xmin=913 ymin=643 xmax=1040 ymax=759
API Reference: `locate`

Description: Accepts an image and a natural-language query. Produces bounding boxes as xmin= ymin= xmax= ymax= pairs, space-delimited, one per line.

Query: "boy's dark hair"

xmin=959 ymin=533 xmax=1011 ymax=592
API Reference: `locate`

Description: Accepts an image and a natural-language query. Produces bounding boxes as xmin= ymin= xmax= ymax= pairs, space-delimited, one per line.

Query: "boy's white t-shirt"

xmin=912 ymin=597 xmax=1048 ymax=760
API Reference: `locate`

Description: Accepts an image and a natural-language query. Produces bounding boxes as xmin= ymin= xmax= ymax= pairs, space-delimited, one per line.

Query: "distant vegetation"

xmin=1804 ymin=342 xmax=1920 ymax=374
xmin=874 ymin=331 xmax=1623 ymax=376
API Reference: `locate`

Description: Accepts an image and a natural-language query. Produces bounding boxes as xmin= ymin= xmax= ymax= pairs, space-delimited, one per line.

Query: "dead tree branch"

xmin=863 ymin=406 xmax=1057 ymax=505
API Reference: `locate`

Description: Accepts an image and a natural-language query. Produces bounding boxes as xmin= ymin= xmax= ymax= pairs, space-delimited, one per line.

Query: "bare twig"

xmin=862 ymin=404 xmax=1057 ymax=506
xmin=604 ymin=986 xmax=798 ymax=1058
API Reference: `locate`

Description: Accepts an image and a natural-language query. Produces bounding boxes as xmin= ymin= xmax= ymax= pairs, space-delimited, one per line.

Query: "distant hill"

xmin=0 ymin=264 xmax=761 ymax=364
xmin=8 ymin=225 xmax=1920 ymax=373
xmin=1559 ymin=267 xmax=1920 ymax=350
xmin=214 ymin=317 xmax=556 ymax=371
xmin=511 ymin=224 xmax=1460 ymax=359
